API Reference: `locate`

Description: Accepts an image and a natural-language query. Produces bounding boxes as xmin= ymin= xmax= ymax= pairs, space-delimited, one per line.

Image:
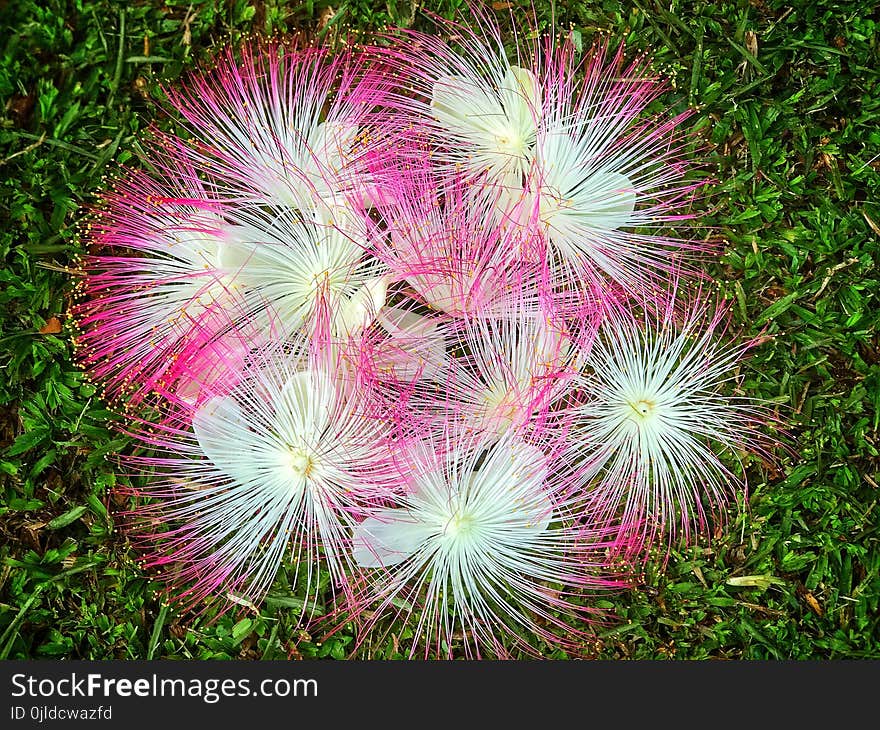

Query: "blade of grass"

xmin=147 ymin=603 xmax=169 ymax=660
xmin=0 ymin=584 xmax=45 ymax=660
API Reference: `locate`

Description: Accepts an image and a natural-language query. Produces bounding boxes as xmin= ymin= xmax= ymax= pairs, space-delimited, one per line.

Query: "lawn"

xmin=1 ymin=0 xmax=878 ymax=659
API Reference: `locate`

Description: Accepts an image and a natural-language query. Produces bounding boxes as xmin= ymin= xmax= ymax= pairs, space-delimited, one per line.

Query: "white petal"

xmin=510 ymin=442 xmax=549 ymax=481
xmin=501 ymin=65 xmax=541 ymax=130
xmin=333 ymin=275 xmax=388 ymax=336
xmin=431 ymin=74 xmax=502 ymax=136
xmin=372 ymin=308 xmax=447 ymax=382
xmin=161 ymin=213 xmax=229 ymax=267
xmin=405 ymin=276 xmax=455 ymax=313
xmin=378 ymin=305 xmax=432 ymax=336
xmin=380 ymin=306 xmax=445 ymax=357
xmin=192 ymin=397 xmax=253 ymax=480
xmin=213 ymin=225 xmax=262 ymax=272
xmin=352 ymin=510 xmax=432 ymax=568
xmin=214 ymin=243 xmax=252 ymax=273
xmin=489 ymin=441 xmax=554 ymax=532
xmin=311 ymin=198 xmax=362 ymax=239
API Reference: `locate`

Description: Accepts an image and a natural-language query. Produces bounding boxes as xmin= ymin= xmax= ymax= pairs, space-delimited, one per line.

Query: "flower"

xmin=563 ymin=292 xmax=774 ymax=553
xmin=73 ymin=170 xmax=388 ymax=406
xmin=368 ymin=10 xmax=541 ymax=187
xmin=222 ymin=205 xmax=389 ymax=339
xmin=430 ymin=63 xmax=540 ymax=185
xmin=72 ymin=166 xmax=256 ymax=406
xmin=365 ymin=162 xmax=540 ymax=317
xmin=381 ymin=299 xmax=578 ymax=443
xmin=124 ymin=340 xmax=401 ymax=614
xmin=522 ymin=42 xmax=710 ymax=297
xmin=349 ymin=432 xmax=621 ymax=657
xmin=159 ymin=42 xmax=389 ymax=215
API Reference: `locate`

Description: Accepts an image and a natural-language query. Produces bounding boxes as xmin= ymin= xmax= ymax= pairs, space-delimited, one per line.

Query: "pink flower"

xmin=72 ymin=164 xmax=255 ymax=406
xmin=159 ymin=41 xmax=391 ymax=217
xmin=364 ymin=159 xmax=543 ymax=317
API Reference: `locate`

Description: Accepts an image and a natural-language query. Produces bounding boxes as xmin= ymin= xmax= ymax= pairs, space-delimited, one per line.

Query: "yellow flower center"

xmin=444 ymin=512 xmax=474 ymax=537
xmin=287 ymin=447 xmax=317 ymax=478
xmin=629 ymin=399 xmax=656 ymax=419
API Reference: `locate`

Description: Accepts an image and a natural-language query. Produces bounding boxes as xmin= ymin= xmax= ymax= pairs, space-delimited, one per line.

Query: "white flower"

xmin=227 ymin=206 xmax=388 ymax=339
xmin=132 ymin=348 xmax=400 ymax=612
xmin=350 ymin=435 xmax=609 ymax=657
xmin=495 ymin=44 xmax=705 ymax=297
xmin=495 ymin=124 xmax=644 ymax=290
xmin=352 ymin=439 xmax=553 ymax=569
xmin=431 ymin=64 xmax=541 ymax=183
xmin=535 ymin=127 xmax=637 ymax=233
xmin=566 ymin=299 xmax=767 ymax=548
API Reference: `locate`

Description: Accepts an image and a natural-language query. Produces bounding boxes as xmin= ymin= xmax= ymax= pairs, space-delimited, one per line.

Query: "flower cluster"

xmin=72 ymin=10 xmax=775 ymax=658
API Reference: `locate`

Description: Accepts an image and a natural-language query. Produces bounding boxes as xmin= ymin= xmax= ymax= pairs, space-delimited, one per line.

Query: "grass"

xmin=1 ymin=0 xmax=878 ymax=660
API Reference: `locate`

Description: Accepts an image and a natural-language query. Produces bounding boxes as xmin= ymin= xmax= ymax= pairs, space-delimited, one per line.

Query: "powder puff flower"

xmin=430 ymin=63 xmax=540 ymax=185
xmin=370 ymin=10 xmax=540 ymax=187
xmin=348 ymin=432 xmax=621 ymax=658
xmin=159 ymin=42 xmax=390 ymax=217
xmin=223 ymin=204 xmax=389 ymax=339
xmin=563 ymin=292 xmax=775 ymax=553
xmin=73 ymin=168 xmax=388 ymax=406
xmin=72 ymin=167 xmax=259 ymax=406
xmin=523 ymin=43 xmax=709 ymax=296
xmin=376 ymin=300 xmax=579 ymax=443
xmin=124 ymin=339 xmax=402 ymax=614
xmin=366 ymin=163 xmax=542 ymax=317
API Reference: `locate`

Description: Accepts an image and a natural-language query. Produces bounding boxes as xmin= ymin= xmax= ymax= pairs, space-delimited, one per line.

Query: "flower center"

xmin=286 ymin=446 xmax=317 ymax=479
xmin=484 ymin=383 xmax=515 ymax=412
xmin=629 ymin=398 xmax=656 ymax=420
xmin=479 ymin=383 xmax=525 ymax=435
xmin=444 ymin=512 xmax=474 ymax=538
xmin=494 ymin=128 xmax=525 ymax=157
xmin=288 ymin=261 xmax=348 ymax=307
